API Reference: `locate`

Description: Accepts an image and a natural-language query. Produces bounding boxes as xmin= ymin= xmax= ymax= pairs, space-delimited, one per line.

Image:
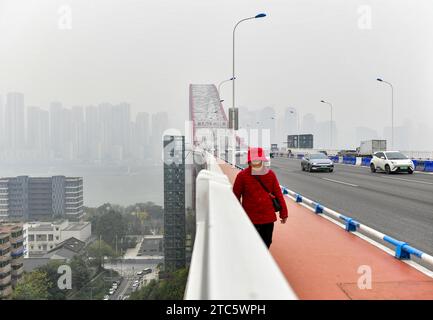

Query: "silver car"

xmin=301 ymin=153 xmax=334 ymax=172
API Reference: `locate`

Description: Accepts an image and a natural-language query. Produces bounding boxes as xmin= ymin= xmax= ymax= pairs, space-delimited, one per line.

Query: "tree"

xmin=37 ymin=261 xmax=67 ymax=300
xmin=70 ymin=256 xmax=91 ymax=291
xmin=129 ymin=268 xmax=188 ymax=300
xmin=87 ymin=239 xmax=119 ymax=269
xmin=12 ymin=270 xmax=51 ymax=300
xmin=95 ymin=209 xmax=126 ymax=247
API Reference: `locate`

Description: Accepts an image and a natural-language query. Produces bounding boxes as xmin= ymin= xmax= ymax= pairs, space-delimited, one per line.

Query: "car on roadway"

xmin=301 ymin=153 xmax=334 ymax=172
xmin=143 ymin=268 xmax=152 ymax=275
xmin=137 ymin=271 xmax=143 ymax=276
xmin=109 ymin=288 xmax=115 ymax=295
xmin=370 ymin=151 xmax=414 ymax=174
xmin=103 ymin=295 xmax=109 ymax=300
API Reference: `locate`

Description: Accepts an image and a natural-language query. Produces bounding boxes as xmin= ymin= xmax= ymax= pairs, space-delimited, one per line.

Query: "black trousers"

xmin=254 ymin=222 xmax=274 ymax=248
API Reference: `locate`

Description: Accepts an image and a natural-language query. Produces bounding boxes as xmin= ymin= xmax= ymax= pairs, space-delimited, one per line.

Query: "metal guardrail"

xmin=279 ymin=186 xmax=433 ymax=267
xmin=185 ymin=154 xmax=297 ymax=300
xmin=224 ymin=158 xmax=433 ymax=269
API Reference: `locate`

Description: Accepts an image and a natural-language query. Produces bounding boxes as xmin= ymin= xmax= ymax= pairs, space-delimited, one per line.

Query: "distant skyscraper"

xmin=98 ymin=103 xmax=131 ymax=161
xmin=85 ymin=106 xmax=100 ymax=160
xmin=302 ymin=113 xmax=317 ymax=135
xmin=27 ymin=107 xmax=50 ymax=155
xmin=284 ymin=107 xmax=298 ymax=136
xmin=259 ymin=106 xmax=276 ymax=144
xmin=135 ymin=112 xmax=150 ymax=146
xmin=163 ymin=135 xmax=186 ymax=272
xmin=71 ymin=106 xmax=85 ymax=160
xmin=134 ymin=112 xmax=150 ymax=160
xmin=49 ymin=102 xmax=64 ymax=157
xmin=5 ymin=92 xmax=25 ymax=149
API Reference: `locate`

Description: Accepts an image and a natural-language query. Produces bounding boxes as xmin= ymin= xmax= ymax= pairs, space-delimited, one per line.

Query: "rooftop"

xmin=62 ymin=221 xmax=90 ymax=231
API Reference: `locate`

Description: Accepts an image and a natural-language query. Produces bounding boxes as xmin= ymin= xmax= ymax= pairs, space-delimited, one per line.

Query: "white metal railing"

xmin=184 ymin=153 xmax=297 ymax=300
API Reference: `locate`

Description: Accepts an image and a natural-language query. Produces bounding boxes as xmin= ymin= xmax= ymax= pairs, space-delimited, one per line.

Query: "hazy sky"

xmin=1 ymin=0 xmax=433 ymax=149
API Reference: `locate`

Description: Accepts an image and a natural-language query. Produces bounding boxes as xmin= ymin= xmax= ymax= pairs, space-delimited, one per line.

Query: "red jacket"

xmin=233 ymin=166 xmax=288 ymax=225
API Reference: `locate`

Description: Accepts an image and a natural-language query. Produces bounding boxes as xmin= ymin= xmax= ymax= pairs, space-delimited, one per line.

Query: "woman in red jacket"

xmin=233 ymin=147 xmax=288 ymax=248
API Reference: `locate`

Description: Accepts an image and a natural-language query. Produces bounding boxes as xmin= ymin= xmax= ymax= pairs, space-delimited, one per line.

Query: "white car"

xmin=103 ymin=295 xmax=110 ymax=300
xmin=370 ymin=151 xmax=414 ymax=174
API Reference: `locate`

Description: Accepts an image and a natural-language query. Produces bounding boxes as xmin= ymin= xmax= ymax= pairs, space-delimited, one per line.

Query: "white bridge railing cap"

xmin=185 ymin=153 xmax=297 ymax=300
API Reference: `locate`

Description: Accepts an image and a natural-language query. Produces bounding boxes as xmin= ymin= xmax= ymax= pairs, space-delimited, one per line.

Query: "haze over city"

xmin=1 ymin=0 xmax=433 ymax=151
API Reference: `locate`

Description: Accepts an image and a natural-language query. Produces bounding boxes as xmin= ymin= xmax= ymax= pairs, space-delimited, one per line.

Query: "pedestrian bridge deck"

xmin=219 ymin=162 xmax=433 ymax=299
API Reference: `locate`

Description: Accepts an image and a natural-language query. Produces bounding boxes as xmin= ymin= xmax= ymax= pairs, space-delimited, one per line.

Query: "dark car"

xmin=301 ymin=153 xmax=334 ymax=172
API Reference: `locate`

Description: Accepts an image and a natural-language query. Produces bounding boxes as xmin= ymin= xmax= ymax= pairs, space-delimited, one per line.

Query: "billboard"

xmin=287 ymin=134 xmax=314 ymax=149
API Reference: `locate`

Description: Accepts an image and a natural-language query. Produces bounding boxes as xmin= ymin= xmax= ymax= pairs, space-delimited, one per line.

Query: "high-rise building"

xmin=259 ymin=106 xmax=276 ymax=144
xmin=98 ymin=103 xmax=131 ymax=161
xmin=302 ymin=113 xmax=317 ymax=135
xmin=84 ymin=106 xmax=100 ymax=160
xmin=163 ymin=135 xmax=186 ymax=272
xmin=0 ymin=222 xmax=24 ymax=299
xmin=49 ymin=102 xmax=64 ymax=158
xmin=71 ymin=106 xmax=85 ymax=160
xmin=27 ymin=107 xmax=50 ymax=155
xmin=0 ymin=176 xmax=83 ymax=220
xmin=134 ymin=112 xmax=150 ymax=160
xmin=4 ymin=92 xmax=25 ymax=149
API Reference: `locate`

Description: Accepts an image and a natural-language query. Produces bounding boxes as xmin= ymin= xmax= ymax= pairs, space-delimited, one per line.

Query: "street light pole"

xmin=320 ymin=100 xmax=333 ymax=149
xmin=377 ymin=78 xmax=394 ymax=150
xmin=289 ymin=108 xmax=300 ymax=148
xmin=218 ymin=77 xmax=235 ymax=98
xmin=230 ymin=13 xmax=266 ymax=130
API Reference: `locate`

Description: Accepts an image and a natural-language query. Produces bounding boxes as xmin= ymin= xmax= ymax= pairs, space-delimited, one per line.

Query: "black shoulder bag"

xmin=253 ymin=175 xmax=282 ymax=212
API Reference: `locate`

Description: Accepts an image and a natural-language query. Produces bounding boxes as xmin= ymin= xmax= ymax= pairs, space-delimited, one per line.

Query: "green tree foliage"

xmin=69 ymin=256 xmax=92 ymax=291
xmin=94 ymin=209 xmax=126 ymax=247
xmin=37 ymin=260 xmax=67 ymax=300
xmin=87 ymin=239 xmax=119 ymax=261
xmin=84 ymin=202 xmax=164 ymax=238
xmin=12 ymin=270 xmax=51 ymax=300
xmin=129 ymin=268 xmax=188 ymax=300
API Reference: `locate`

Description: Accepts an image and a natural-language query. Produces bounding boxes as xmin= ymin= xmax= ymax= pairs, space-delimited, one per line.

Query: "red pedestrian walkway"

xmin=219 ymin=162 xmax=433 ymax=300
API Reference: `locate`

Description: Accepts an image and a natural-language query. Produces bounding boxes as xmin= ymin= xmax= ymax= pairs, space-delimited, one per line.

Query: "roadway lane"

xmin=270 ymin=157 xmax=433 ymax=255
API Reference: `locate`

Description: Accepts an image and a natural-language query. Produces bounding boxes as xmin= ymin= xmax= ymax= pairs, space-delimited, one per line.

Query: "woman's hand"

xmin=280 ymin=217 xmax=288 ymax=224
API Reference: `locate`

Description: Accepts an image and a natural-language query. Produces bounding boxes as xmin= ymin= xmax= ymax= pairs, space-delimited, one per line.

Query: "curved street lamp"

xmin=218 ymin=77 xmax=236 ymax=102
xmin=230 ymin=13 xmax=267 ymax=130
xmin=377 ymin=78 xmax=394 ymax=150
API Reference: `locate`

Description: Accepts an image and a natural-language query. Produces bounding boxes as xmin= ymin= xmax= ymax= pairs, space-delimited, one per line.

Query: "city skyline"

xmin=0 ymin=91 xmax=428 ymax=155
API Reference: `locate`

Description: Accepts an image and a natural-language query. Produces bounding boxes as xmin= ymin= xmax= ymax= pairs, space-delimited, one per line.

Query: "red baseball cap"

xmin=247 ymin=147 xmax=269 ymax=162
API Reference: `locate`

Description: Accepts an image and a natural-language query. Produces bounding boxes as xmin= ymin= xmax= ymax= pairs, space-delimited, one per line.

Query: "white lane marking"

xmin=381 ymin=176 xmax=433 ymax=186
xmin=321 ymin=177 xmax=358 ymax=187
